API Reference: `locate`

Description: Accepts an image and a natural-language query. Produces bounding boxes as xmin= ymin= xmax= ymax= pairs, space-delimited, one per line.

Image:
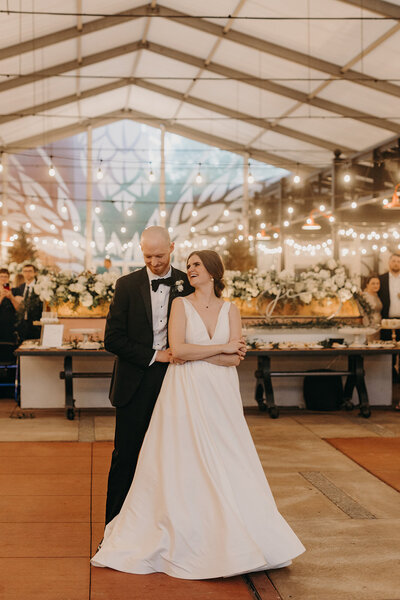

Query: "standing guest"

xmin=12 ymin=273 xmax=24 ymax=288
xmin=103 ymin=226 xmax=193 ymax=525
xmin=0 ymin=268 xmax=20 ymax=343
xmin=378 ymin=252 xmax=400 ymax=341
xmin=13 ymin=264 xmax=43 ymax=341
xmin=362 ymin=274 xmax=382 ymax=339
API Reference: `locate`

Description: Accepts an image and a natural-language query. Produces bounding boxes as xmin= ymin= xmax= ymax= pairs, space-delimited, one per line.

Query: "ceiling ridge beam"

xmin=146 ymin=41 xmax=400 ymax=135
xmin=4 ymin=108 xmax=314 ymax=171
xmin=2 ymin=2 xmax=399 ymax=102
xmin=156 ymin=4 xmax=400 ymax=100
xmin=337 ymin=0 xmax=400 ymax=19
xmin=0 ymin=75 xmax=354 ymax=154
xmin=0 ymin=4 xmax=149 ymax=61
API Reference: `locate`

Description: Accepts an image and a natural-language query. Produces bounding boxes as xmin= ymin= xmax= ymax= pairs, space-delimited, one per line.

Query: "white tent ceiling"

xmin=0 ymin=0 xmax=400 ymax=175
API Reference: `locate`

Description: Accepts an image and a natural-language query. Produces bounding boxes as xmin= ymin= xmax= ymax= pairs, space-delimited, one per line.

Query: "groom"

xmin=104 ymin=226 xmax=193 ymax=524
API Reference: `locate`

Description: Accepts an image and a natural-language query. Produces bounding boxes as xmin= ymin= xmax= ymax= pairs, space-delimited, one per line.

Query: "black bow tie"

xmin=151 ymin=276 xmax=174 ymax=292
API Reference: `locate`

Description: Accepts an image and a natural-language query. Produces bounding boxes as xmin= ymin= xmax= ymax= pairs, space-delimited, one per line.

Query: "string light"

xmin=48 ymin=157 xmax=56 ymax=177
xmin=195 ymin=163 xmax=203 ymax=184
xmin=247 ymin=163 xmax=254 ymax=184
xmin=96 ymin=160 xmax=104 ymax=180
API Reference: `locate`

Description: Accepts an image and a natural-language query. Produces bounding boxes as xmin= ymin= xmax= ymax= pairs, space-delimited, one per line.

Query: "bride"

xmin=91 ymin=250 xmax=305 ymax=579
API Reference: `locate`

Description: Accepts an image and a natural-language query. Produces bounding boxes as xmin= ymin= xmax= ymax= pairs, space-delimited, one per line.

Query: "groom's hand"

xmin=155 ymin=349 xmax=173 ymax=363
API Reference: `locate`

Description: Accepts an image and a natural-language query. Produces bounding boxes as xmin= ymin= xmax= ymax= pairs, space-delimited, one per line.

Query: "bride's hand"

xmin=224 ymin=339 xmax=245 ymax=354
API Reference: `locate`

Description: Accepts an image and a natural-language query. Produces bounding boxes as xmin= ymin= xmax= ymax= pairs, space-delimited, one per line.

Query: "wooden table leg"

xmin=353 ymin=354 xmax=371 ymax=418
xmin=63 ymin=354 xmax=75 ymax=420
xmin=259 ymin=356 xmax=279 ymax=419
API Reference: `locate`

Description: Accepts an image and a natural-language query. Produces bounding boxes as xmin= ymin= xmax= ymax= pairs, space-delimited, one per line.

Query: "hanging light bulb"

xmin=351 ymin=201 xmax=357 ymax=209
xmin=247 ymin=163 xmax=254 ymax=184
xmin=195 ymin=163 xmax=203 ymax=184
xmin=343 ymin=172 xmax=351 ymax=183
xmin=319 ymin=204 xmax=326 ymax=212
xmin=283 ymin=220 xmax=289 ymax=227
xmin=255 ymin=208 xmax=261 ymax=216
xmin=97 ymin=160 xmax=104 ymax=180
xmin=293 ymin=174 xmax=301 ymax=185
xmin=120 ymin=226 xmax=126 ymax=233
xmin=126 ymin=208 xmax=133 ymax=217
xmin=149 ymin=169 xmax=155 ymax=183
xmin=287 ymin=206 xmax=294 ymax=214
xmin=48 ymin=156 xmax=55 ymax=177
xmin=223 ymin=209 xmax=229 ymax=216
xmin=0 ymin=152 xmax=3 ymax=173
xmin=94 ymin=205 xmax=101 ymax=214
xmin=329 ymin=215 xmax=335 ymax=223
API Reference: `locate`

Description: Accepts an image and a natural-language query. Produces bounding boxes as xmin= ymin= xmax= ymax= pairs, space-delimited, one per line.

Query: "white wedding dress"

xmin=91 ymin=298 xmax=305 ymax=579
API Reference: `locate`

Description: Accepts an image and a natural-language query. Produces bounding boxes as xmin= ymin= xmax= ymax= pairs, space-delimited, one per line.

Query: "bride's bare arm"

xmin=169 ymin=298 xmax=243 ymax=361
xmin=203 ymin=303 xmax=245 ymax=367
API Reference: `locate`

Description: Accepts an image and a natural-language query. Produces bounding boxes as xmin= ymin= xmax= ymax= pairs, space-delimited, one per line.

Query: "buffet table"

xmin=248 ymin=347 xmax=398 ymax=419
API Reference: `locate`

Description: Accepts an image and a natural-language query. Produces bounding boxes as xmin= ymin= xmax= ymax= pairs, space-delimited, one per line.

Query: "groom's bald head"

xmin=140 ymin=226 xmax=174 ymax=277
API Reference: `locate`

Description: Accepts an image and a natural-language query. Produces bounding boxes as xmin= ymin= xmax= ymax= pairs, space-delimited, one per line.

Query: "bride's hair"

xmin=187 ymin=250 xmax=225 ymax=298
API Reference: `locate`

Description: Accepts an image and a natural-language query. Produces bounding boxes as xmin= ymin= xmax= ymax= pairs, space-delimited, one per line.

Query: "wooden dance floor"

xmin=0 ymin=441 xmax=280 ymax=600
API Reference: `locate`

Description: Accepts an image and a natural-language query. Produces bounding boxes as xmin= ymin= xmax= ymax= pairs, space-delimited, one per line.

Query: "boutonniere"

xmin=173 ymin=280 xmax=184 ymax=293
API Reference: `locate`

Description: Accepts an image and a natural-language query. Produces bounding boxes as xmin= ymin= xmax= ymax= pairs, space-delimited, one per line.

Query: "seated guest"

xmin=0 ymin=268 xmax=20 ymax=343
xmin=13 ymin=264 xmax=43 ymax=341
xmin=362 ymin=274 xmax=382 ymax=338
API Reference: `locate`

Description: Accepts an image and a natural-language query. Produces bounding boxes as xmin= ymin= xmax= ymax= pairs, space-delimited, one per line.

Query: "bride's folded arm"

xmin=168 ymin=298 xmax=242 ymax=361
xmin=168 ymin=298 xmax=245 ymax=362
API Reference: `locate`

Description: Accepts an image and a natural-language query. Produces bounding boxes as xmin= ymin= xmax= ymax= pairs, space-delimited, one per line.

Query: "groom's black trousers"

xmin=105 ymin=361 xmax=168 ymax=524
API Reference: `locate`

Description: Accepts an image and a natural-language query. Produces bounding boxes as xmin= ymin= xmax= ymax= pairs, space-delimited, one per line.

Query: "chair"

xmin=0 ymin=342 xmax=19 ymax=403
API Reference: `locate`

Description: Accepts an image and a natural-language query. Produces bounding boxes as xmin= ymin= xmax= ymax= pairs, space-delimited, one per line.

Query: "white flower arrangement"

xmin=226 ymin=261 xmax=366 ymax=310
xmin=33 ymin=270 xmax=119 ymax=310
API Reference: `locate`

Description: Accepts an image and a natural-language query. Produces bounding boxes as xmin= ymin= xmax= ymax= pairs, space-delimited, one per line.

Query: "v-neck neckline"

xmin=184 ymin=298 xmax=226 ymax=340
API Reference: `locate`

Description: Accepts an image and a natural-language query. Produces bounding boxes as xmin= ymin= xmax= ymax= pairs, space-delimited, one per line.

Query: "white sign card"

xmin=41 ymin=324 xmax=64 ymax=348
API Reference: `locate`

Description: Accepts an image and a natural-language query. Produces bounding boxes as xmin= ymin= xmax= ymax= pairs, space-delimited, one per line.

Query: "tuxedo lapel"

xmin=138 ymin=268 xmax=153 ymax=328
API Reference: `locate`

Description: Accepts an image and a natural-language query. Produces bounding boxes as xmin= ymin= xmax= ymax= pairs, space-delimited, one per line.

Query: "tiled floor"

xmin=1 ymin=398 xmax=400 ymax=599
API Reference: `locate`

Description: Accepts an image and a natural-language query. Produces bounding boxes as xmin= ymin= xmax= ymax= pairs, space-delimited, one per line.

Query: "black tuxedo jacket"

xmin=104 ymin=266 xmax=193 ymax=407
xmin=378 ymin=272 xmax=390 ymax=319
xmin=13 ymin=282 xmax=43 ymax=321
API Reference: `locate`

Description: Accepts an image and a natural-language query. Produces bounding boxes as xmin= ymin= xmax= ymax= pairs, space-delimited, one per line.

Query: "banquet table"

xmin=16 ymin=347 xmax=113 ymax=420
xmin=248 ymin=347 xmax=399 ymax=419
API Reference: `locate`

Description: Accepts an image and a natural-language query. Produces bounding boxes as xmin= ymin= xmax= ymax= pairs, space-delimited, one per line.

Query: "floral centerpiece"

xmin=33 ymin=270 xmax=119 ymax=316
xmin=226 ymin=260 xmax=370 ymax=320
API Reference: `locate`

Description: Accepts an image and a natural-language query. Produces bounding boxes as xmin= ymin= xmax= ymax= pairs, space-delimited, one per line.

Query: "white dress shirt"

xmin=388 ymin=272 xmax=400 ymax=317
xmin=146 ymin=266 xmax=172 ymax=365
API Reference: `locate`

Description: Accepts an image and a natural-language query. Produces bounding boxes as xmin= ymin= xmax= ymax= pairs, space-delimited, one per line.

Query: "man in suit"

xmin=13 ymin=264 xmax=43 ymax=341
xmin=378 ymin=252 xmax=400 ymax=341
xmin=104 ymin=226 xmax=193 ymax=524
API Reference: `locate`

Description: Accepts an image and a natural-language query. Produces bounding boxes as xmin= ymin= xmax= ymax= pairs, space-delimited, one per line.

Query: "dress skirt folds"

xmin=91 ymin=299 xmax=305 ymax=579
